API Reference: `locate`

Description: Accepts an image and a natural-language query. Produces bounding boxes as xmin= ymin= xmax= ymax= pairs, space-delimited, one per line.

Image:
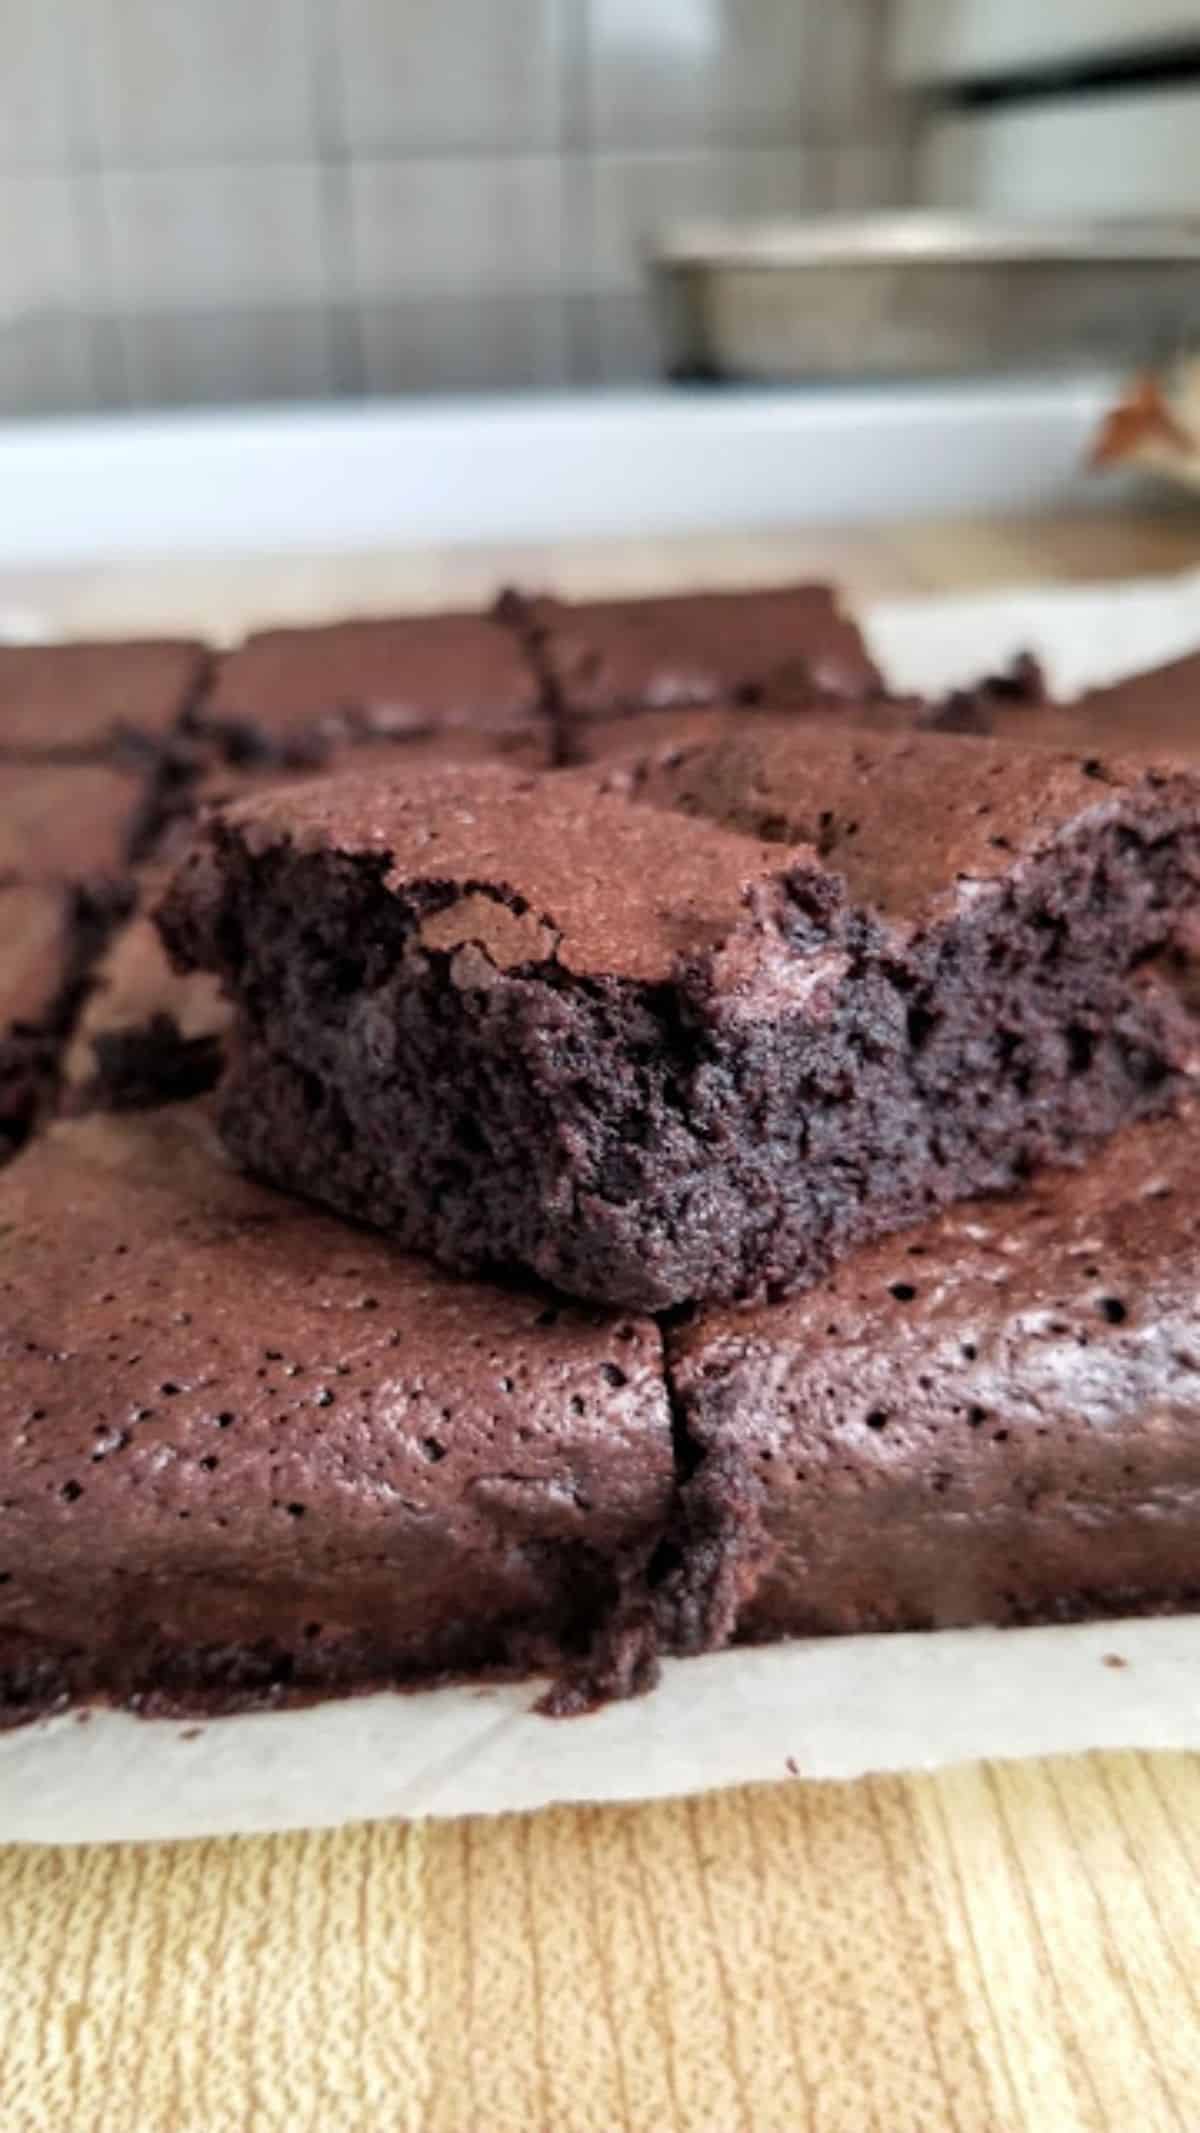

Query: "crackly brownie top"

xmin=669 ymin=1108 xmax=1200 ymax=1470
xmin=0 ymin=1105 xmax=671 ymax=1573
xmin=584 ymin=696 xmax=926 ymax=778
xmin=631 ymin=720 xmax=1199 ymax=925
xmin=523 ymin=582 xmax=882 ymax=714
xmin=203 ymin=612 xmax=542 ymax=755
xmin=163 ymin=760 xmax=803 ymax=986
xmin=0 ymin=638 xmax=207 ymax=756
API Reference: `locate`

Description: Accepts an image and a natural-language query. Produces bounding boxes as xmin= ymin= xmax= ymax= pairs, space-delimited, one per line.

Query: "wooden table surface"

xmin=4 ymin=505 xmax=1200 ymax=2133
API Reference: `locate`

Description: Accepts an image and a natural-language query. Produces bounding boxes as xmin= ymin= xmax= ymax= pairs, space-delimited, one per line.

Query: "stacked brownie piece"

xmin=3 ymin=582 xmax=1200 ymax=1728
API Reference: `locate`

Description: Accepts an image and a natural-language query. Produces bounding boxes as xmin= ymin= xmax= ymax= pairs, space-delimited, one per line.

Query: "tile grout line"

xmin=305 ymin=0 xmax=365 ymax=398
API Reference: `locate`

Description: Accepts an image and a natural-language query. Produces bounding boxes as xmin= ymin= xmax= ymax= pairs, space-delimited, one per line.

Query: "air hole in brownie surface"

xmin=216 ymin=1411 xmax=235 ymax=1427
xmin=1100 ymin=1297 xmax=1128 ymax=1324
xmin=60 ymin=1480 xmax=82 ymax=1503
xmin=200 ymin=1455 xmax=218 ymax=1472
xmin=865 ymin=1410 xmax=889 ymax=1431
xmin=602 ymin=1362 xmax=628 ymax=1387
xmin=421 ymin=1437 xmax=447 ymax=1463
xmin=286 ymin=1502 xmax=306 ymax=1519
xmin=961 ymin=1342 xmax=977 ymax=1361
xmin=1067 ymin=1025 xmax=1095 ymax=1073
xmin=968 ymin=1406 xmax=988 ymax=1427
xmin=889 ymin=1282 xmax=916 ymax=1302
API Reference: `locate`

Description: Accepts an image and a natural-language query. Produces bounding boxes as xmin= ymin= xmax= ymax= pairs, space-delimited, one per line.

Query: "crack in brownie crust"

xmin=662 ymin=1110 xmax=1200 ymax=1653
xmin=0 ymin=1105 xmax=672 ymax=1725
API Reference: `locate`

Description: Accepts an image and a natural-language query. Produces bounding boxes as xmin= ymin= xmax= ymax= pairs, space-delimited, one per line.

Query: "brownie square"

xmin=664 ymin=1111 xmax=1200 ymax=1653
xmin=0 ymin=760 xmax=154 ymax=880
xmin=516 ymin=583 xmax=883 ymax=726
xmin=161 ymin=737 xmax=1200 ymax=1311
xmin=0 ymin=883 xmax=76 ymax=1154
xmin=198 ymin=612 xmax=546 ymax=765
xmin=0 ymin=638 xmax=208 ymax=759
xmin=0 ymin=1103 xmax=673 ymax=1724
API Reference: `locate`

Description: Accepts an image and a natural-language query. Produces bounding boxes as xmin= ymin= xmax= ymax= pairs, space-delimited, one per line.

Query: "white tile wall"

xmin=830 ymin=129 xmax=918 ymax=212
xmin=75 ymin=0 xmax=319 ymax=162
xmin=101 ymin=166 xmax=331 ymax=308
xmin=333 ymin=0 xmax=569 ymax=154
xmin=118 ymin=307 xmax=337 ymax=406
xmin=0 ymin=10 xmax=72 ymax=165
xmin=0 ymin=0 xmax=916 ymax=413
xmin=0 ymin=176 xmax=90 ymax=318
xmin=348 ymin=158 xmax=565 ymax=298
xmin=584 ymin=0 xmax=826 ymax=147
xmin=359 ymin=296 xmax=569 ymax=392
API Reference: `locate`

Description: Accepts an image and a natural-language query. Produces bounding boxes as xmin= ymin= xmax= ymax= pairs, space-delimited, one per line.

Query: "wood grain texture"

xmin=3 ymin=507 xmax=1200 ymax=2132
xmin=5 ymin=1759 xmax=1200 ymax=2132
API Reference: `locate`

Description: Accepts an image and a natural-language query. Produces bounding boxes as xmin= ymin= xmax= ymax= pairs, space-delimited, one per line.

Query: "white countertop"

xmin=0 ymin=378 xmax=1125 ymax=567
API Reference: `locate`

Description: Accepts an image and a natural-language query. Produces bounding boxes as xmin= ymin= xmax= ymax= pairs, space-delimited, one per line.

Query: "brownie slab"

xmin=514 ymin=584 xmax=882 ymax=730
xmin=161 ymin=738 xmax=1200 ymax=1311
xmin=0 ymin=1104 xmax=673 ymax=1724
xmin=0 ymin=760 xmax=154 ymax=880
xmin=1015 ymin=649 xmax=1200 ymax=763
xmin=198 ymin=612 xmax=545 ymax=765
xmin=0 ymin=883 xmax=77 ymax=1154
xmin=0 ymin=638 xmax=208 ymax=759
xmin=664 ymin=1112 xmax=1200 ymax=1653
xmin=584 ymin=696 xmax=927 ymax=780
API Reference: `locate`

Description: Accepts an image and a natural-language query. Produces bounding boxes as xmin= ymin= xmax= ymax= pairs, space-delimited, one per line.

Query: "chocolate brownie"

xmin=0 ymin=1103 xmax=673 ymax=1724
xmin=983 ymin=648 xmax=1200 ymax=763
xmin=0 ymin=638 xmax=208 ymax=760
xmin=0 ymin=884 xmax=76 ymax=1154
xmin=664 ymin=1111 xmax=1200 ymax=1653
xmin=197 ymin=612 xmax=546 ymax=766
xmin=584 ymin=696 xmax=925 ymax=780
xmin=61 ymin=891 xmax=230 ymax=1113
xmin=161 ymin=739 xmax=1200 ymax=1311
xmin=511 ymin=584 xmax=883 ymax=735
xmin=921 ymin=650 xmax=1049 ymax=736
xmin=0 ymin=760 xmax=156 ymax=880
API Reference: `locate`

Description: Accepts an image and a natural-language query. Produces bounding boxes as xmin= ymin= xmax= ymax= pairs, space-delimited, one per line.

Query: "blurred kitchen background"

xmin=4 ymin=0 xmax=1199 ymax=417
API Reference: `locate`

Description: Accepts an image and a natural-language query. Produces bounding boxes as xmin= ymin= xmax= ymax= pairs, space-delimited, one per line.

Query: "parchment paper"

xmin=4 ymin=567 xmax=1200 ymax=1845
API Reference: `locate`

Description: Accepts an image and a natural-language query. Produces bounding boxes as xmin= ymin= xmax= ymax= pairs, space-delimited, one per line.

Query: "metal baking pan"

xmin=652 ymin=214 xmax=1200 ymax=381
